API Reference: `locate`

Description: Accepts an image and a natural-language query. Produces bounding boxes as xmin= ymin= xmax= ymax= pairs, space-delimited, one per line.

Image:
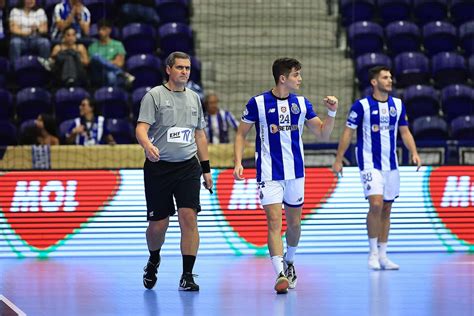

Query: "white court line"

xmin=0 ymin=295 xmax=26 ymax=316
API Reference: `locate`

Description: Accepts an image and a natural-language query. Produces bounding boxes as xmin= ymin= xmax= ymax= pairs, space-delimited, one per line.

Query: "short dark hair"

xmin=368 ymin=65 xmax=391 ymax=81
xmin=165 ymin=51 xmax=191 ymax=68
xmin=97 ymin=19 xmax=112 ymax=29
xmin=272 ymin=58 xmax=302 ymax=85
xmin=40 ymin=113 xmax=58 ymax=137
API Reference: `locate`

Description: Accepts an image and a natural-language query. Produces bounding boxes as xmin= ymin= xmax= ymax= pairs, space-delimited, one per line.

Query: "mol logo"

xmin=0 ymin=171 xmax=120 ymax=250
xmin=429 ymin=166 xmax=474 ymax=244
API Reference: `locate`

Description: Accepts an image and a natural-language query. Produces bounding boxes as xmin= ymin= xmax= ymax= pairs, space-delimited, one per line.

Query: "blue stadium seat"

xmin=413 ymin=0 xmax=448 ymax=26
xmin=0 ymin=57 xmax=9 ymax=88
xmin=14 ymin=55 xmax=50 ymax=88
xmin=82 ymin=0 xmax=115 ymax=21
xmin=94 ymin=87 xmax=130 ymax=119
xmin=450 ymin=0 xmax=474 ymax=27
xmin=126 ymin=54 xmax=163 ymax=89
xmin=339 ymin=0 xmax=375 ymax=26
xmin=106 ymin=118 xmax=135 ymax=144
xmin=355 ymin=52 xmax=392 ymax=89
xmin=432 ymin=52 xmax=468 ymax=88
xmin=59 ymin=119 xmax=75 ymax=142
xmin=393 ymin=52 xmax=430 ymax=87
xmin=347 ymin=21 xmax=384 ymax=57
xmin=459 ymin=21 xmax=474 ymax=57
xmin=411 ymin=115 xmax=448 ymax=140
xmin=190 ymin=55 xmax=202 ymax=84
xmin=0 ymin=120 xmax=18 ymax=146
xmin=403 ymin=85 xmax=439 ymax=120
xmin=132 ymin=86 xmax=152 ymax=119
xmin=451 ymin=115 xmax=474 ymax=140
xmin=122 ymin=23 xmax=157 ymax=55
xmin=155 ymin=0 xmax=190 ymax=25
xmin=377 ymin=0 xmax=412 ymax=26
xmin=441 ymin=84 xmax=474 ymax=122
xmin=422 ymin=21 xmax=457 ymax=57
xmin=55 ymin=87 xmax=90 ymax=123
xmin=16 ymin=87 xmax=53 ymax=122
xmin=19 ymin=119 xmax=36 ymax=136
xmin=0 ymin=88 xmax=13 ymax=119
xmin=385 ymin=21 xmax=421 ymax=56
xmin=44 ymin=0 xmax=58 ymax=22
xmin=158 ymin=22 xmax=194 ymax=57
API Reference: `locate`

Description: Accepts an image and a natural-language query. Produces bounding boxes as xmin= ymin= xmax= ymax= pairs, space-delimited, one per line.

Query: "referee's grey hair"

xmin=165 ymin=52 xmax=191 ymax=68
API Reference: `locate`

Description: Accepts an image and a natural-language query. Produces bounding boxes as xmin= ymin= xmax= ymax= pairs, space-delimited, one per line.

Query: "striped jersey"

xmin=67 ymin=115 xmax=108 ymax=146
xmin=346 ymin=95 xmax=408 ymax=171
xmin=242 ymin=90 xmax=318 ymax=182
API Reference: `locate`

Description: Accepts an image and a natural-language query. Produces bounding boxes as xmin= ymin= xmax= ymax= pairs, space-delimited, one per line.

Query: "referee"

xmin=136 ymin=51 xmax=213 ymax=291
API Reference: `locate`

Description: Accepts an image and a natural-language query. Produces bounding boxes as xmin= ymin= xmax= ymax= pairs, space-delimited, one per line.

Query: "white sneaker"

xmin=274 ymin=272 xmax=289 ymax=294
xmin=368 ymin=252 xmax=381 ymax=270
xmin=379 ymin=256 xmax=400 ymax=270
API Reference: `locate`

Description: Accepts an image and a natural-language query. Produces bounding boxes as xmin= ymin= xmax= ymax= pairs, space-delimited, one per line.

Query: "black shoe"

xmin=179 ymin=272 xmax=200 ymax=291
xmin=143 ymin=258 xmax=160 ymax=290
xmin=285 ymin=262 xmax=298 ymax=289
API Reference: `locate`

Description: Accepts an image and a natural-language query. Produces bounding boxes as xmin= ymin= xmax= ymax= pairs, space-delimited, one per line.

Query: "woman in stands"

xmin=35 ymin=113 xmax=60 ymax=145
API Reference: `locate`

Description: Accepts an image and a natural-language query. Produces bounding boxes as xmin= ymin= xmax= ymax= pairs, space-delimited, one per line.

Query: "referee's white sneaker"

xmin=368 ymin=252 xmax=381 ymax=270
xmin=379 ymin=256 xmax=400 ymax=270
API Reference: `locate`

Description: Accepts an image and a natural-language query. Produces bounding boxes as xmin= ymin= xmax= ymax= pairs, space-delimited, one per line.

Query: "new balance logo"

xmin=268 ymin=108 xmax=276 ymax=113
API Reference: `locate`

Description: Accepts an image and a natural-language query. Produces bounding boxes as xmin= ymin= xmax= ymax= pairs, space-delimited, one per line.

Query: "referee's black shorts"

xmin=144 ymin=156 xmax=202 ymax=221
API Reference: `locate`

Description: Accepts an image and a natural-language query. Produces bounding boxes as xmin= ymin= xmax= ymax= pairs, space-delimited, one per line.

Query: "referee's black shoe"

xmin=179 ymin=272 xmax=200 ymax=291
xmin=143 ymin=258 xmax=160 ymax=289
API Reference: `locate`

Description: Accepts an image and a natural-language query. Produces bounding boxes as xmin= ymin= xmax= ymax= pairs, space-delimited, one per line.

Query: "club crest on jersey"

xmin=389 ymin=107 xmax=397 ymax=117
xmin=371 ymin=124 xmax=380 ymax=132
xmin=349 ymin=111 xmax=358 ymax=120
xmin=242 ymin=108 xmax=249 ymax=117
xmin=291 ymin=103 xmax=300 ymax=114
xmin=281 ymin=106 xmax=287 ymax=113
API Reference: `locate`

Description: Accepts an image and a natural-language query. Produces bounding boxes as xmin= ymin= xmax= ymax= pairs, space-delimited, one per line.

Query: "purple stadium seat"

xmin=55 ymin=87 xmax=90 ymax=123
xmin=393 ymin=52 xmax=430 ymax=87
xmin=347 ymin=21 xmax=384 ymax=57
xmin=413 ymin=0 xmax=448 ymax=26
xmin=59 ymin=119 xmax=75 ymax=142
xmin=0 ymin=120 xmax=18 ymax=146
xmin=432 ymin=52 xmax=468 ymax=88
xmin=122 ymin=23 xmax=157 ymax=55
xmin=82 ymin=0 xmax=115 ymax=21
xmin=451 ymin=115 xmax=474 ymax=140
xmin=450 ymin=0 xmax=474 ymax=26
xmin=94 ymin=86 xmax=130 ymax=119
xmin=0 ymin=57 xmax=9 ymax=88
xmin=441 ymin=84 xmax=474 ymax=122
xmin=403 ymin=85 xmax=439 ymax=120
xmin=385 ymin=21 xmax=421 ymax=56
xmin=422 ymin=21 xmax=457 ymax=57
xmin=106 ymin=118 xmax=135 ymax=144
xmin=411 ymin=115 xmax=448 ymax=140
xmin=132 ymin=86 xmax=152 ymax=119
xmin=126 ymin=54 xmax=163 ymax=89
xmin=355 ymin=52 xmax=392 ymax=89
xmin=339 ymin=0 xmax=375 ymax=26
xmin=155 ymin=0 xmax=190 ymax=25
xmin=158 ymin=22 xmax=194 ymax=57
xmin=0 ymin=88 xmax=13 ymax=119
xmin=14 ymin=55 xmax=50 ymax=88
xmin=16 ymin=87 xmax=52 ymax=122
xmin=459 ymin=21 xmax=474 ymax=57
xmin=377 ymin=0 xmax=412 ymax=26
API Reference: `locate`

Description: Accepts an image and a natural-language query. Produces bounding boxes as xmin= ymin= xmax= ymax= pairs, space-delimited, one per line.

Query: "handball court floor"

xmin=0 ymin=253 xmax=472 ymax=316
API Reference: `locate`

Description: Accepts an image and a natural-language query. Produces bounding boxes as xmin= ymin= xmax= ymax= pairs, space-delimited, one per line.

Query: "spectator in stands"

xmin=66 ymin=97 xmax=115 ymax=145
xmin=49 ymin=26 xmax=89 ymax=86
xmin=203 ymin=92 xmax=239 ymax=144
xmin=8 ymin=0 xmax=51 ymax=63
xmin=88 ymin=19 xmax=134 ymax=87
xmin=35 ymin=113 xmax=59 ymax=145
xmin=50 ymin=0 xmax=91 ymax=43
xmin=117 ymin=0 xmax=160 ymax=26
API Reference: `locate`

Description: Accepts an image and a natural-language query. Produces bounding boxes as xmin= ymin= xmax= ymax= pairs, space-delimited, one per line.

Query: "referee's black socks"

xmin=183 ymin=255 xmax=196 ymax=274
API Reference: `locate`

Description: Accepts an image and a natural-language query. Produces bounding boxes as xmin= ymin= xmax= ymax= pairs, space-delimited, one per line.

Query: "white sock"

xmin=285 ymin=246 xmax=297 ymax=263
xmin=369 ymin=238 xmax=378 ymax=254
xmin=271 ymin=255 xmax=284 ymax=275
xmin=378 ymin=242 xmax=387 ymax=258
